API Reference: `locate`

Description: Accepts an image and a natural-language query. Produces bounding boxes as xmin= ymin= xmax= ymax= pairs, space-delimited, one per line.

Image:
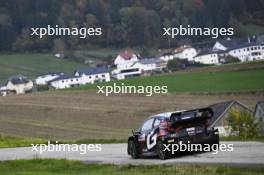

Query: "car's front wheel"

xmin=156 ymin=140 xmax=170 ymax=160
xmin=128 ymin=140 xmax=139 ymax=159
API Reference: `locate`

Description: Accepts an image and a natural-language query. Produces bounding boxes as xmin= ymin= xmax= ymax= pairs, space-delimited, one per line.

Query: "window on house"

xmin=89 ymin=76 xmax=92 ymax=79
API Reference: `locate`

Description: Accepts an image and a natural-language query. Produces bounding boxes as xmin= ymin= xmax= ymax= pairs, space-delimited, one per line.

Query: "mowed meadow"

xmin=0 ymin=91 xmax=263 ymax=140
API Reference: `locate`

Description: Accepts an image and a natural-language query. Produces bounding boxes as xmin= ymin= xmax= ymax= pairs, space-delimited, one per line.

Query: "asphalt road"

xmin=0 ymin=142 xmax=263 ymax=167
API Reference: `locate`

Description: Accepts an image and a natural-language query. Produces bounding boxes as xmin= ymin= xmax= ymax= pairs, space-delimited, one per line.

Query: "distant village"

xmin=0 ymin=35 xmax=264 ymax=97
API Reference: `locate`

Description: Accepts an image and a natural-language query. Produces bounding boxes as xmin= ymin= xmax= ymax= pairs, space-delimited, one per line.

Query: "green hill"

xmin=73 ymin=68 xmax=264 ymax=93
xmin=0 ymin=54 xmax=86 ymax=84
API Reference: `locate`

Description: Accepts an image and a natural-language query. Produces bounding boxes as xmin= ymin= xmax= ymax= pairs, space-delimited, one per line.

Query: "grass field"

xmin=221 ymin=136 xmax=264 ymax=142
xmin=73 ymin=69 xmax=264 ymax=93
xmin=0 ymin=91 xmax=263 ymax=140
xmin=0 ymin=54 xmax=86 ymax=83
xmin=240 ymin=23 xmax=264 ymax=35
xmin=0 ymin=136 xmax=46 ymax=148
xmin=1 ymin=136 xmax=264 ymax=149
xmin=0 ymin=136 xmax=126 ymax=148
xmin=0 ymin=159 xmax=263 ymax=175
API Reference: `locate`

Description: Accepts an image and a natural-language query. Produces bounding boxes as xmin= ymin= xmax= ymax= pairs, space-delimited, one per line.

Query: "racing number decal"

xmin=147 ymin=131 xmax=157 ymax=150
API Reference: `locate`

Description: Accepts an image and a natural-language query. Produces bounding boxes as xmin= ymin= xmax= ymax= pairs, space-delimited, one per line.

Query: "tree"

xmin=228 ymin=109 xmax=260 ymax=139
xmin=0 ymin=0 xmax=262 ymax=52
xmin=224 ymin=55 xmax=240 ymax=64
xmin=0 ymin=14 xmax=15 ymax=50
xmin=167 ymin=58 xmax=188 ymax=72
xmin=53 ymin=38 xmax=67 ymax=55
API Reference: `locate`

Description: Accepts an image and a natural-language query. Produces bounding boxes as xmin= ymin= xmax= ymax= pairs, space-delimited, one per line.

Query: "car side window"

xmin=153 ymin=119 xmax=161 ymax=128
xmin=141 ymin=118 xmax=154 ymax=132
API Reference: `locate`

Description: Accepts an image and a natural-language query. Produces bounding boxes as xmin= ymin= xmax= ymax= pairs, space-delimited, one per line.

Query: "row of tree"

xmin=0 ymin=0 xmax=263 ymax=52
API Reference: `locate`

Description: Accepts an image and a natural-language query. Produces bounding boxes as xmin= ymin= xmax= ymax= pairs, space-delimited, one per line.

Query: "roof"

xmin=49 ymin=75 xmax=81 ymax=82
xmin=209 ymin=100 xmax=253 ymax=127
xmin=209 ymin=101 xmax=234 ymax=126
xmin=157 ymin=49 xmax=174 ymax=57
xmin=216 ymin=36 xmax=262 ymax=50
xmin=140 ymin=58 xmax=165 ymax=65
xmin=195 ymin=49 xmax=224 ymax=57
xmin=217 ymin=38 xmax=246 ymax=48
xmin=75 ymin=66 xmax=110 ymax=75
xmin=38 ymin=72 xmax=64 ymax=77
xmin=227 ymin=42 xmax=262 ymax=51
xmin=119 ymin=50 xmax=137 ymax=60
xmin=174 ymin=45 xmax=192 ymax=53
xmin=8 ymin=75 xmax=30 ymax=85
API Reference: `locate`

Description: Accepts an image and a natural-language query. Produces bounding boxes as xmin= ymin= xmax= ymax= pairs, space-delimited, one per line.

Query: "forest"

xmin=0 ymin=0 xmax=263 ymax=52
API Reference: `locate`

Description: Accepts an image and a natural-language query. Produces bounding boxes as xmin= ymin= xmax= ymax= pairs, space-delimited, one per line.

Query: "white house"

xmin=194 ymin=50 xmax=220 ymax=64
xmin=114 ymin=50 xmax=139 ymax=69
xmin=50 ymin=67 xmax=110 ymax=89
xmin=228 ymin=43 xmax=264 ymax=62
xmin=0 ymin=86 xmax=9 ymax=96
xmin=74 ymin=66 xmax=110 ymax=84
xmin=112 ymin=57 xmax=167 ymax=80
xmin=138 ymin=58 xmax=167 ymax=72
xmin=213 ymin=38 xmax=264 ymax=62
xmin=112 ymin=68 xmax=142 ymax=80
xmin=173 ymin=45 xmax=198 ymax=61
xmin=5 ymin=75 xmax=34 ymax=94
xmin=35 ymin=72 xmax=65 ymax=86
xmin=49 ymin=75 xmax=84 ymax=89
xmin=158 ymin=49 xmax=175 ymax=62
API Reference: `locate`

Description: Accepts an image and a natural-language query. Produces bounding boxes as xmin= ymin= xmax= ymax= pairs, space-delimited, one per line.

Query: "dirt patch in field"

xmin=0 ymin=91 xmax=263 ymax=140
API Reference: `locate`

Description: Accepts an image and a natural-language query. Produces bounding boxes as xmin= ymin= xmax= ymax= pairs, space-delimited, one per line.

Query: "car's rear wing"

xmin=170 ymin=107 xmax=213 ymax=125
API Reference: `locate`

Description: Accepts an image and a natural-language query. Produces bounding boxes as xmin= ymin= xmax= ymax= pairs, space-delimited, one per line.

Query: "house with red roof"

xmin=114 ymin=50 xmax=140 ymax=69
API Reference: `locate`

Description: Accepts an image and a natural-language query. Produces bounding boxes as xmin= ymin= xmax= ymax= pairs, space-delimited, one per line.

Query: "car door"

xmin=138 ymin=118 xmax=155 ymax=153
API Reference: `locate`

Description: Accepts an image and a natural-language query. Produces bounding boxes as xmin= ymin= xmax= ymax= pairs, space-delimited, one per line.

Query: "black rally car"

xmin=127 ymin=107 xmax=219 ymax=159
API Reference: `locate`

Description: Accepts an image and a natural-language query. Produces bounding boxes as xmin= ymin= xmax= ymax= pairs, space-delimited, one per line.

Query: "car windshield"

xmin=141 ymin=118 xmax=154 ymax=132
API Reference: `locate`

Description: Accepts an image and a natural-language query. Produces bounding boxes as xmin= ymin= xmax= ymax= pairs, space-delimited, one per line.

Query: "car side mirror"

xmin=132 ymin=129 xmax=135 ymax=135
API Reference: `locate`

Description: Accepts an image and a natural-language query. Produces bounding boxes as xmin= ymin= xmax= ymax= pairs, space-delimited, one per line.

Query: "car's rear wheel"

xmin=210 ymin=139 xmax=220 ymax=149
xmin=128 ymin=140 xmax=139 ymax=159
xmin=156 ymin=140 xmax=170 ymax=160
